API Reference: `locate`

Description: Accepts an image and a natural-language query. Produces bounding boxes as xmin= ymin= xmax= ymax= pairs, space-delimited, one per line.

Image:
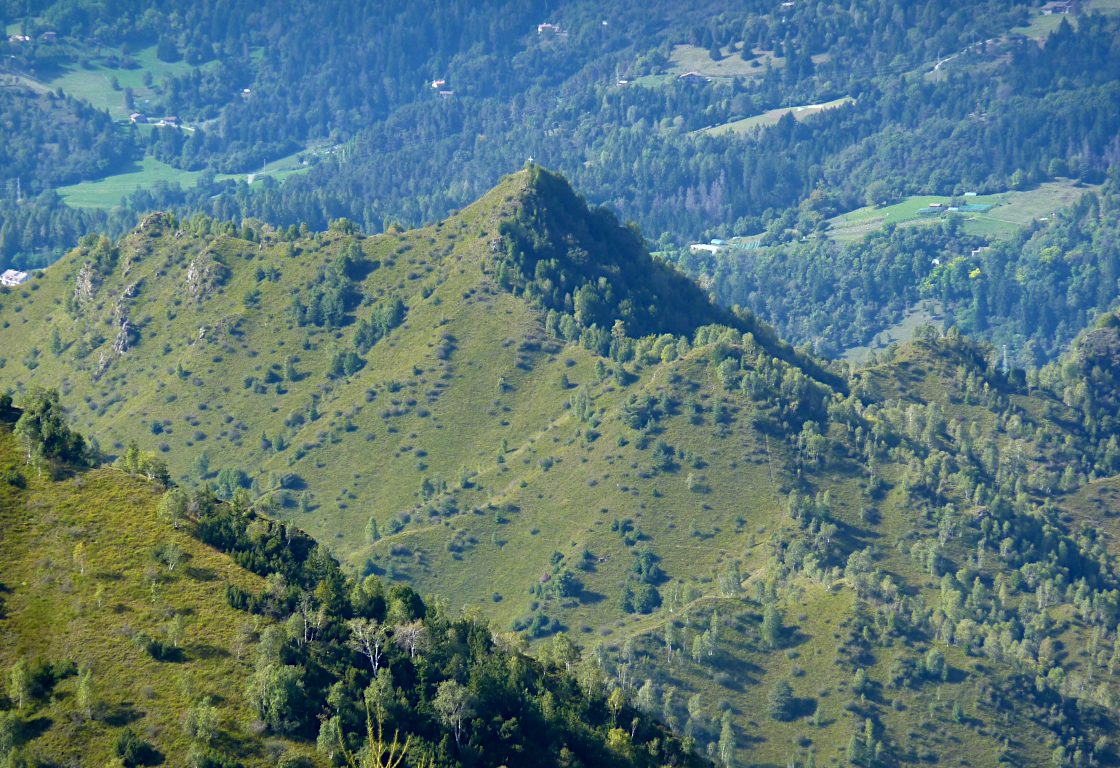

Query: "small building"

xmin=947 ymin=206 xmax=960 ymax=212
xmin=438 ymin=90 xmax=454 ymax=97
xmin=1041 ymin=0 xmax=1073 ymax=14
xmin=678 ymin=71 xmax=707 ymax=83
xmin=162 ymin=116 xmax=178 ymax=125
xmin=39 ymin=31 xmax=56 ymax=42
xmin=928 ymin=202 xmax=944 ymax=208
xmin=710 ymin=239 xmax=726 ymax=246
xmin=931 ymin=258 xmax=942 ymax=267
xmin=431 ymin=79 xmax=446 ymax=89
xmin=1 ymin=269 xmax=29 ymax=287
xmin=963 ymin=191 xmax=978 ymax=197
xmin=8 ymin=34 xmax=30 ymax=43
xmin=689 ymin=243 xmax=725 ymax=254
xmin=537 ymin=22 xmax=561 ymax=34
xmin=129 ymin=112 xmax=144 ymax=123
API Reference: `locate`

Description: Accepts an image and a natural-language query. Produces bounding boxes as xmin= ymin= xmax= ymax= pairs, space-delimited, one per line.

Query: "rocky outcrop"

xmin=185 ymin=251 xmax=229 ymax=301
xmin=73 ymin=261 xmax=98 ymax=305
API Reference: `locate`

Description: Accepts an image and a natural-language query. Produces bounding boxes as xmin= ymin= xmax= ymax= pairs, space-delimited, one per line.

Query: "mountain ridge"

xmin=5 ymin=171 xmax=1120 ymax=765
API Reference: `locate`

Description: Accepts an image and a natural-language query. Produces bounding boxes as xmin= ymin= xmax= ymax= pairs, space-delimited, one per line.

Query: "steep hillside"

xmin=364 ymin=324 xmax=1120 ymax=766
xmin=0 ymin=405 xmax=703 ymax=768
xmin=0 ymin=167 xmax=833 ymax=560
xmin=0 ymin=409 xmax=312 ymax=766
xmin=5 ymin=172 xmax=1120 ymax=766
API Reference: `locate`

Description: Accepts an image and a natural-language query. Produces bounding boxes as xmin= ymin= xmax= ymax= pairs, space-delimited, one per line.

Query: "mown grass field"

xmin=1011 ymin=0 xmax=1119 ymax=40
xmin=826 ymin=179 xmax=1096 ymax=243
xmin=669 ymin=44 xmax=781 ymax=78
xmin=57 ymin=149 xmax=315 ymax=209
xmin=47 ymin=46 xmax=204 ymax=120
xmin=56 ymin=156 xmax=204 ymax=208
xmin=698 ymin=96 xmax=854 ymax=137
xmin=1012 ymin=10 xmax=1071 ymax=40
xmin=632 ymin=43 xmax=786 ymax=86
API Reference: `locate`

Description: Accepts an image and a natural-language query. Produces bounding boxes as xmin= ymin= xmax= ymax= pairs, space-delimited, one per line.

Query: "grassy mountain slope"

xmin=0 ymin=167 xmax=827 ymax=560
xmin=371 ymin=327 xmax=1120 ymax=766
xmin=4 ymin=171 xmax=1120 ymax=766
xmin=0 ymin=415 xmax=708 ymax=768
xmin=0 ymin=417 xmax=313 ymax=766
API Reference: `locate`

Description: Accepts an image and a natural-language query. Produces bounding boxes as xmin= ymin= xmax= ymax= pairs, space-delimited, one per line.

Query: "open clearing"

xmin=56 ymin=156 xmax=203 ymax=208
xmin=628 ymin=40 xmax=840 ymax=88
xmin=669 ymin=43 xmax=782 ymax=77
xmin=1012 ymin=11 xmax=1069 ymax=39
xmin=58 ymin=148 xmax=314 ymax=209
xmin=826 ymin=179 xmax=1096 ymax=243
xmin=842 ymin=300 xmax=944 ymax=363
xmin=698 ymin=96 xmax=854 ymax=136
xmin=634 ymin=43 xmax=805 ymax=86
xmin=47 ymin=46 xmax=204 ymax=120
xmin=1012 ymin=0 xmax=1118 ymax=40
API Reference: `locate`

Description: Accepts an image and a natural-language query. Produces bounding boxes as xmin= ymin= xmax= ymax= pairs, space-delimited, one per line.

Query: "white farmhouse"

xmin=1 ymin=269 xmax=29 ymax=287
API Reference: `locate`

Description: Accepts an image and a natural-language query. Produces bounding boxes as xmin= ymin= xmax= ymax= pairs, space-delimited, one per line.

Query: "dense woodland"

xmin=0 ymin=88 xmax=133 ymax=192
xmin=672 ymin=171 xmax=1120 ymax=363
xmin=102 ymin=1 xmax=1102 ymax=238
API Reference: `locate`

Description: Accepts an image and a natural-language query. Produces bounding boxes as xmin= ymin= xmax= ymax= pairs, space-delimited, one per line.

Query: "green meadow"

xmin=699 ymin=96 xmax=855 ymax=137
xmin=826 ymin=179 xmax=1095 ymax=242
xmin=57 ymin=149 xmax=315 ymax=209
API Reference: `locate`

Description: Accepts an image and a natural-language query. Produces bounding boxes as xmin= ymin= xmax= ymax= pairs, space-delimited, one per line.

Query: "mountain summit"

xmin=487 ymin=166 xmax=736 ymax=338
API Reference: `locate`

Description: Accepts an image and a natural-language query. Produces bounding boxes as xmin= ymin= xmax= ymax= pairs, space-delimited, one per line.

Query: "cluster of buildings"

xmin=7 ymin=31 xmax=55 ymax=43
xmin=1040 ymin=0 xmax=1075 ymax=14
xmin=129 ymin=113 xmax=179 ymax=127
xmin=688 ymin=237 xmax=761 ymax=254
